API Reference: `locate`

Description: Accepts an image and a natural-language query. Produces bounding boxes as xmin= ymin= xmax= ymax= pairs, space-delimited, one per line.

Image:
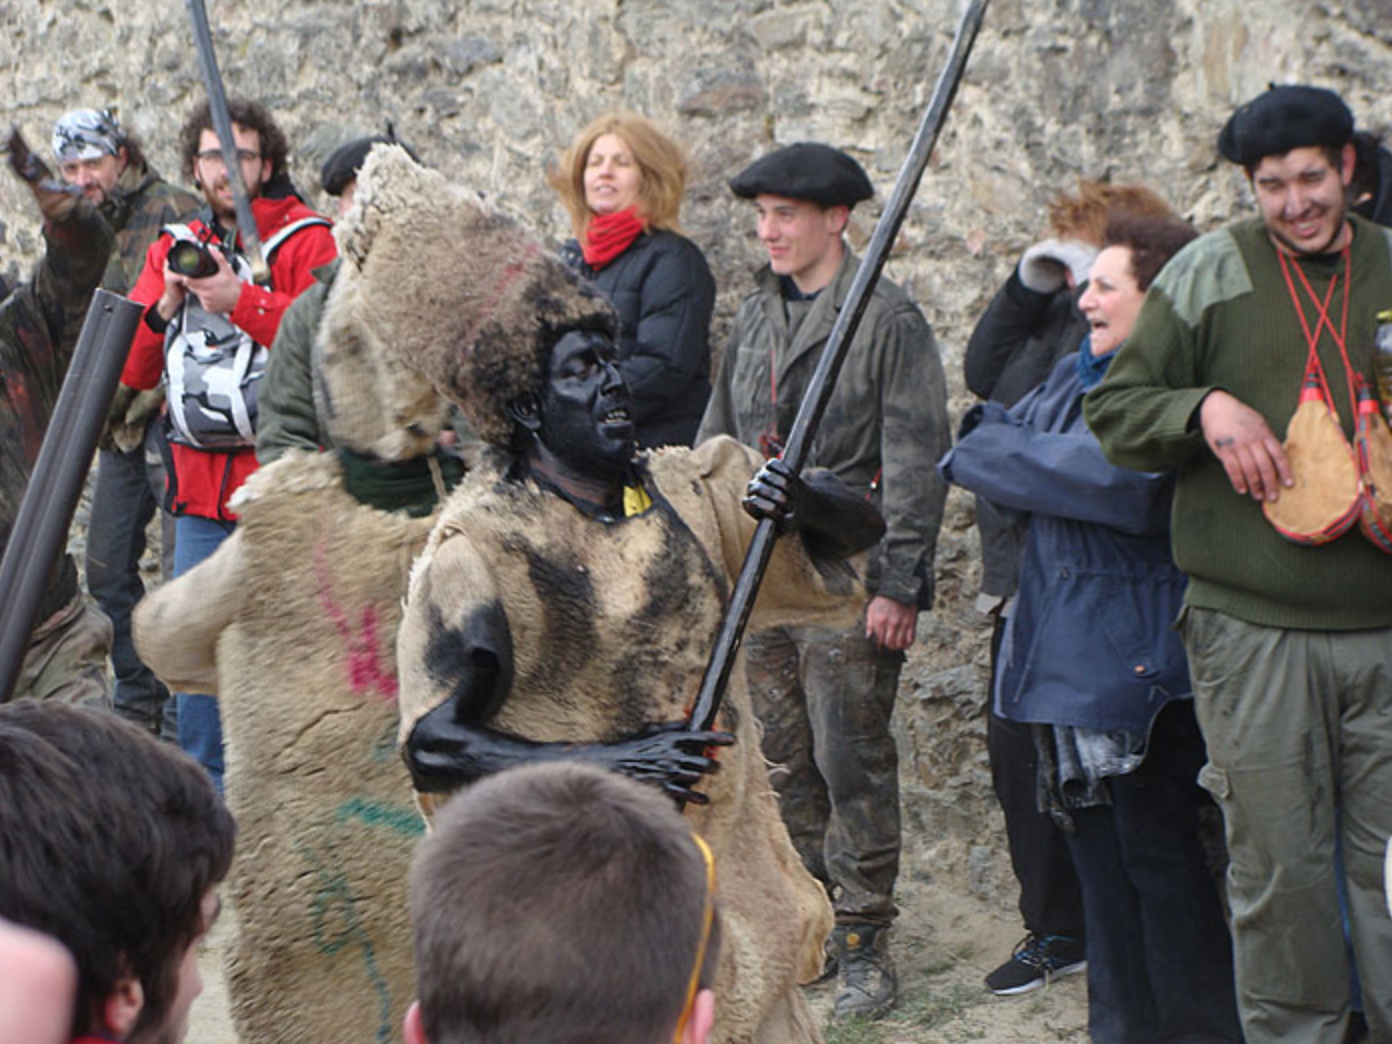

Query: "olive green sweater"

xmin=1084 ymin=215 xmax=1392 ymax=630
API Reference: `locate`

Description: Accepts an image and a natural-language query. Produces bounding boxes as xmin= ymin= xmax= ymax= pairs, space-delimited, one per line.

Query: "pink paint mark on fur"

xmin=457 ymin=240 xmax=541 ymax=361
xmin=314 ymin=541 xmax=399 ymax=701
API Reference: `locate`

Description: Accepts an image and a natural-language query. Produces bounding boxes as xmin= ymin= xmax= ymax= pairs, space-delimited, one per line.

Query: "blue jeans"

xmin=173 ymin=513 xmax=236 ymax=792
xmin=85 ymin=426 xmax=176 ymax=735
xmin=1064 ymin=701 xmax=1242 ymax=1044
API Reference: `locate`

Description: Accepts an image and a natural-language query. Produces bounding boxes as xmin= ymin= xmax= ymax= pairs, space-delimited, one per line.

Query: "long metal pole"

xmin=687 ymin=0 xmax=990 ymax=734
xmin=0 ymin=290 xmax=143 ymax=703
xmin=186 ymin=0 xmax=270 ymax=283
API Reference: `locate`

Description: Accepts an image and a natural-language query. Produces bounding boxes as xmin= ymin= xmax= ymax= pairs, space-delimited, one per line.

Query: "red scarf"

xmin=582 ymin=207 xmax=645 ymax=269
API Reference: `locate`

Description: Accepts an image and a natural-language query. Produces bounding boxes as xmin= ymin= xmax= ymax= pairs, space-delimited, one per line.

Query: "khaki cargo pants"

xmin=1180 ymin=606 xmax=1392 ymax=1044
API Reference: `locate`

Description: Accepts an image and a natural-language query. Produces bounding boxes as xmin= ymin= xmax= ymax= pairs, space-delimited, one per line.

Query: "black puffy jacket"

xmin=563 ymin=229 xmax=715 ymax=449
xmin=963 ymin=268 xmax=1088 ymax=600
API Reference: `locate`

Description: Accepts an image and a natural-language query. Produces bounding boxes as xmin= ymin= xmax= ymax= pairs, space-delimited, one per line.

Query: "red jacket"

xmin=124 ymin=195 xmax=337 ymax=519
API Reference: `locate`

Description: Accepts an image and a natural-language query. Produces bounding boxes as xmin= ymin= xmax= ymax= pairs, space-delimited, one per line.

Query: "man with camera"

xmin=121 ymin=96 xmax=335 ymax=788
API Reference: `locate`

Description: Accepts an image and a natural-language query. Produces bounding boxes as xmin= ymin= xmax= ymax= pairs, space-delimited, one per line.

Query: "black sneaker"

xmin=984 ymin=933 xmax=1085 ymax=996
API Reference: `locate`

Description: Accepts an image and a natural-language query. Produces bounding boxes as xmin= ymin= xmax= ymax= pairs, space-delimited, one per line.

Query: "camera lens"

xmin=168 ymin=240 xmax=218 ymax=279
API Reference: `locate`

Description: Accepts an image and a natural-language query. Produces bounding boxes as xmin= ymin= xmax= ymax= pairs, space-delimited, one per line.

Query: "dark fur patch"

xmin=422 ymin=600 xmax=514 ymax=723
xmin=506 ymin=536 xmax=597 ymax=703
xmin=606 ymin=496 xmax=731 ymax=734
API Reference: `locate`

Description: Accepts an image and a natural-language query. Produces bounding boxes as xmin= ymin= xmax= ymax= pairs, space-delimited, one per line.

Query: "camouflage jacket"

xmin=100 ymin=159 xmax=200 ymax=296
xmin=0 ymin=199 xmax=114 ymax=616
xmin=101 ymin=160 xmax=199 ymax=449
xmin=697 ymin=249 xmax=951 ymax=609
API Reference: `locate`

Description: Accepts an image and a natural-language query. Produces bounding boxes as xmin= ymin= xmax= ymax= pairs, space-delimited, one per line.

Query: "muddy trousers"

xmin=1180 ymin=607 xmax=1392 ymax=1044
xmin=16 ymin=594 xmax=112 ymax=707
xmin=745 ymin=622 xmax=902 ymax=925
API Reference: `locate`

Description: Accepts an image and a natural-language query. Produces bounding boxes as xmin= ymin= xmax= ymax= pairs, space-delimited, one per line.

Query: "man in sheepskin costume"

xmin=133 ymin=147 xmax=466 ymax=1044
xmin=348 ymin=150 xmax=882 ymax=1043
xmin=139 ymin=146 xmax=881 ymax=1044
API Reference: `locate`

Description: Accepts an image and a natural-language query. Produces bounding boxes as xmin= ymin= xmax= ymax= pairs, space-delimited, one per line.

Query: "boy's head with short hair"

xmin=0 ymin=702 xmax=235 ymax=1043
xmin=407 ymin=762 xmax=720 ymax=1044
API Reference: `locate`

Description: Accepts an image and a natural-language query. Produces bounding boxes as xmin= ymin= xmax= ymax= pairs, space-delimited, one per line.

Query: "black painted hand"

xmin=5 ymin=127 xmax=79 ymax=222
xmin=601 ymin=721 xmax=734 ymax=805
xmin=742 ymin=457 xmax=805 ymax=532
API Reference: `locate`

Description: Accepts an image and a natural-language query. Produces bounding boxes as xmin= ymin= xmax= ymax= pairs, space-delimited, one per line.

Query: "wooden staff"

xmin=186 ymin=0 xmax=271 ymax=283
xmin=687 ymin=0 xmax=991 ymax=736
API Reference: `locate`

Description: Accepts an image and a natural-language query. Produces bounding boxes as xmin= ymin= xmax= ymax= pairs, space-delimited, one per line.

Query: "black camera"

xmin=167 ymin=239 xmax=221 ymax=279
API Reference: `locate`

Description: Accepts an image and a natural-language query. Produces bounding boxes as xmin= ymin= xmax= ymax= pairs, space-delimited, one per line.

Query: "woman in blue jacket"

xmin=551 ymin=112 xmax=715 ymax=449
xmin=941 ymin=214 xmax=1241 ymax=1044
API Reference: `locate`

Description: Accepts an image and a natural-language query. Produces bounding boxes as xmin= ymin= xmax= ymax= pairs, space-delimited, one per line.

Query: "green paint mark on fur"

xmin=294 ymin=838 xmax=397 ymax=1043
xmin=335 ymin=796 xmax=425 ymax=838
xmin=370 ymin=723 xmax=398 ymax=763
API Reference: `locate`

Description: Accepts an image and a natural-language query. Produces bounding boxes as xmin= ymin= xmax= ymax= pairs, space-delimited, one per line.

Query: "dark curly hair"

xmin=179 ymin=96 xmax=289 ymax=185
xmin=1103 ymin=213 xmax=1199 ymax=291
xmin=0 ymin=703 xmax=234 ymax=1039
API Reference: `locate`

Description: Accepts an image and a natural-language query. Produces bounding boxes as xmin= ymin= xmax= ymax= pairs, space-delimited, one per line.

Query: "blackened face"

xmin=536 ymin=329 xmax=635 ymax=480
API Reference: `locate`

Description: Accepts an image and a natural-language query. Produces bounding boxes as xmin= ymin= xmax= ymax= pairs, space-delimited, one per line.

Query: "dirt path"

xmin=188 ymin=867 xmax=1088 ymax=1044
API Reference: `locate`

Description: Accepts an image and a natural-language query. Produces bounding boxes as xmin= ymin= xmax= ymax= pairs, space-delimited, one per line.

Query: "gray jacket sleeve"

xmin=872 ymin=302 xmax=950 ymax=609
xmin=695 ymin=317 xmax=744 ymax=445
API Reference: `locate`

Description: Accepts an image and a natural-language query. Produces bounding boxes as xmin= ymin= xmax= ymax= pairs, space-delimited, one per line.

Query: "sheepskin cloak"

xmin=398 ymin=435 xmax=865 ymax=1044
xmin=135 ymin=450 xmax=430 ymax=1044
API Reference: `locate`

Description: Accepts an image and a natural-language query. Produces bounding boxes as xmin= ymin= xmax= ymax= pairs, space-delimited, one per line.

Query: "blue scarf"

xmin=1075 ymin=335 xmax=1116 ymax=390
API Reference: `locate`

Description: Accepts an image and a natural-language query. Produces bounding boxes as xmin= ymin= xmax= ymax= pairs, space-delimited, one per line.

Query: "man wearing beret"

xmin=1086 ymin=85 xmax=1392 ymax=1044
xmin=698 ymin=142 xmax=950 ymax=1019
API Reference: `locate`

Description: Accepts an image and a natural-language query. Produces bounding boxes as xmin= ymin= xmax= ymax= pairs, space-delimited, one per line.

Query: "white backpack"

xmin=163 ymin=216 xmax=330 ymax=450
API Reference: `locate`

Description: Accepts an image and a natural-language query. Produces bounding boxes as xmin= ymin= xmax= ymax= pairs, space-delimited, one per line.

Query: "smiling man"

xmin=338 ymin=146 xmax=886 ymax=1044
xmin=1085 ymin=84 xmax=1392 ymax=1044
xmin=52 ymin=108 xmax=198 ymax=743
xmin=697 ymin=142 xmax=949 ymax=1019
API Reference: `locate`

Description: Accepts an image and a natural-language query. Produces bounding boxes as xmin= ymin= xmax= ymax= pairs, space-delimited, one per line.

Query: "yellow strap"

xmin=623 ymin=484 xmax=653 ymax=517
xmin=672 ymin=833 xmax=717 ymax=1044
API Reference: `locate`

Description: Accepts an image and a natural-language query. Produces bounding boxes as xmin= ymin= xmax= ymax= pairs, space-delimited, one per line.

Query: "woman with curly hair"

xmin=551 ymin=112 xmax=715 ymax=449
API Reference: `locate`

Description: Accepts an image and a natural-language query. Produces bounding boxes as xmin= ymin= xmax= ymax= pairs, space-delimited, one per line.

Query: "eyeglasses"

xmin=195 ymin=148 xmax=262 ymax=169
xmin=671 ymin=832 xmax=717 ymax=1044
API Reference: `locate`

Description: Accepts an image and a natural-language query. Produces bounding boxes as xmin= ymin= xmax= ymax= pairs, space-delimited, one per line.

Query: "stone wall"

xmin=2 ymin=0 xmax=1389 ymax=901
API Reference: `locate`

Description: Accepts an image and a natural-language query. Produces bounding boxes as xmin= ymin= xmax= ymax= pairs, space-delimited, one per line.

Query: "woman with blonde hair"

xmin=551 ymin=111 xmax=715 ymax=449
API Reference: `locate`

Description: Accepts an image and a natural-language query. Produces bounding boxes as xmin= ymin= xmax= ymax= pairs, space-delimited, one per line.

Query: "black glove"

xmin=5 ymin=127 xmax=80 ymax=223
xmin=597 ymin=720 xmax=734 ymax=805
xmin=742 ymin=457 xmax=804 ymax=532
xmin=956 ymin=401 xmax=1011 ymax=441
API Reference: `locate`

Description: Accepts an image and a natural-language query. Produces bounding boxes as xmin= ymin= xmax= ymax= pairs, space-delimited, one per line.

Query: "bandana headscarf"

xmin=52 ymin=108 xmax=123 ymax=162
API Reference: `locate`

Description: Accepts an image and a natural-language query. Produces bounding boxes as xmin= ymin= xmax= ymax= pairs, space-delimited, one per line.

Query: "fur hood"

xmin=339 ymin=145 xmax=616 ymax=446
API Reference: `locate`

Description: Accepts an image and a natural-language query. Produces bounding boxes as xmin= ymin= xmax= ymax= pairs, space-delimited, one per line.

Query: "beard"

xmin=1268 ymin=199 xmax=1351 ymax=258
xmin=538 ymin=406 xmax=634 ymax=482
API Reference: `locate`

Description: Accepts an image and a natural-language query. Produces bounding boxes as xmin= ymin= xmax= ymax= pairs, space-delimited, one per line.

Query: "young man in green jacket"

xmin=697 ymin=142 xmax=950 ymax=1020
xmin=1085 ymin=85 xmax=1392 ymax=1044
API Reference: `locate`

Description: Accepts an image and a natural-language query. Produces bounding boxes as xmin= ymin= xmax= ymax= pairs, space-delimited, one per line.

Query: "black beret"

xmin=321 ymin=134 xmax=421 ymax=196
xmin=1218 ymin=84 xmax=1354 ymax=167
xmin=729 ymin=143 xmax=874 ymax=208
